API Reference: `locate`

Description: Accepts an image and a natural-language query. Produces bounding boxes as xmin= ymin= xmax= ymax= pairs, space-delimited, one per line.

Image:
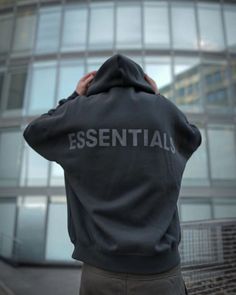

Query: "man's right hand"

xmin=144 ymin=73 xmax=159 ymax=94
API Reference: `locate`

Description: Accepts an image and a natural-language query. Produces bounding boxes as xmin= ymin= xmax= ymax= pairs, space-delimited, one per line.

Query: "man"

xmin=23 ymin=54 xmax=201 ymax=294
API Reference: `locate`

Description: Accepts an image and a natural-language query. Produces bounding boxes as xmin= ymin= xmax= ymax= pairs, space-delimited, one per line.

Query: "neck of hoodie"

xmin=86 ymin=54 xmax=156 ymax=96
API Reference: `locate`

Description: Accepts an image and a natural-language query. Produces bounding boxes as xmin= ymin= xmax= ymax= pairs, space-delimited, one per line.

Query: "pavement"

xmin=0 ymin=260 xmax=82 ymax=295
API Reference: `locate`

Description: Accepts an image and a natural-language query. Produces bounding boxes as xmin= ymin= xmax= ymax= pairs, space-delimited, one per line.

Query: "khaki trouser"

xmin=79 ymin=262 xmax=189 ymax=295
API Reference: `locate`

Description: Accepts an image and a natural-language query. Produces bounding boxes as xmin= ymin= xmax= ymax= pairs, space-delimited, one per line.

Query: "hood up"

xmin=86 ymin=54 xmax=156 ymax=96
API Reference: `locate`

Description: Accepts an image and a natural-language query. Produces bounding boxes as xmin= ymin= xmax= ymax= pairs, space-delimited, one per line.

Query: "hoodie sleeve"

xmin=23 ymin=90 xmax=79 ymax=162
xmin=176 ymin=110 xmax=202 ymax=160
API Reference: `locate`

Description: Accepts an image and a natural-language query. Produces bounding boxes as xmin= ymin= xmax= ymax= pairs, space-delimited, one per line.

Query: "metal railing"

xmin=179 ymin=218 xmax=236 ymax=295
xmin=0 ymin=219 xmax=236 ymax=294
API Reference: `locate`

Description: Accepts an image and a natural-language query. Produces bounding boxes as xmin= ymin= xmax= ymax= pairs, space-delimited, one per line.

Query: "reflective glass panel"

xmin=116 ymin=3 xmax=142 ymax=49
xmin=208 ymin=124 xmax=236 ymax=180
xmin=145 ymin=56 xmax=172 ymax=99
xmin=28 ymin=61 xmax=57 ymax=115
xmin=0 ymin=130 xmax=22 ymax=186
xmin=201 ymin=59 xmax=229 ymax=108
xmin=12 ymin=7 xmax=36 ymax=54
xmin=35 ymin=6 xmax=61 ymax=54
xmin=198 ymin=3 xmax=225 ymax=51
xmin=144 ymin=1 xmax=170 ymax=48
xmin=46 ymin=196 xmax=74 ymax=261
xmin=0 ymin=13 xmax=13 ymax=53
xmin=224 ymin=4 xmax=236 ymax=52
xmin=174 ymin=57 xmax=201 ymax=111
xmin=171 ymin=2 xmax=198 ymax=50
xmin=57 ymin=60 xmax=84 ymax=101
xmin=89 ymin=2 xmax=114 ymax=50
xmin=62 ymin=4 xmax=87 ymax=52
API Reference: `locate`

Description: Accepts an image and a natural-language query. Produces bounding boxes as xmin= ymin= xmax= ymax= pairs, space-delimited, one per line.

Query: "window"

xmin=28 ymin=61 xmax=57 ymax=115
xmin=5 ymin=69 xmax=27 ymax=112
xmin=202 ymin=59 xmax=229 ymax=108
xmin=57 ymin=60 xmax=84 ymax=101
xmin=0 ymin=13 xmax=13 ymax=53
xmin=213 ymin=198 xmax=236 ymax=219
xmin=144 ymin=1 xmax=170 ymax=48
xmin=12 ymin=7 xmax=36 ymax=54
xmin=0 ymin=72 xmax=4 ymax=110
xmin=0 ymin=129 xmax=22 ymax=186
xmin=182 ymin=127 xmax=209 ymax=186
xmin=16 ymin=196 xmax=47 ymax=261
xmin=45 ymin=196 xmax=74 ymax=261
xmin=20 ymin=143 xmax=49 ymax=186
xmin=89 ymin=2 xmax=114 ymax=50
xmin=198 ymin=3 xmax=225 ymax=51
xmin=181 ymin=200 xmax=212 ymax=221
xmin=224 ymin=4 xmax=236 ymax=52
xmin=208 ymin=124 xmax=236 ymax=181
xmin=171 ymin=2 xmax=198 ymax=50
xmin=174 ymin=57 xmax=201 ymax=110
xmin=35 ymin=6 xmax=61 ymax=54
xmin=62 ymin=4 xmax=87 ymax=52
xmin=116 ymin=3 xmax=142 ymax=49
xmin=50 ymin=163 xmax=64 ymax=186
xmin=0 ymin=197 xmax=16 ymax=258
xmin=144 ymin=56 xmax=172 ymax=99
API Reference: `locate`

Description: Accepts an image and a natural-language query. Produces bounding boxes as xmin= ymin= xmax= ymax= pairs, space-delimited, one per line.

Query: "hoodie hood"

xmin=86 ymin=54 xmax=156 ymax=96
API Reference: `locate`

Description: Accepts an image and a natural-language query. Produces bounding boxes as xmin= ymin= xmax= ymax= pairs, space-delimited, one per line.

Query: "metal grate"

xmin=179 ymin=218 xmax=236 ymax=295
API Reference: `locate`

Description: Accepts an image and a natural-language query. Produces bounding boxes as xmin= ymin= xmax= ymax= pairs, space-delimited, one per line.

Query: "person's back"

xmin=23 ymin=53 xmax=201 ymax=294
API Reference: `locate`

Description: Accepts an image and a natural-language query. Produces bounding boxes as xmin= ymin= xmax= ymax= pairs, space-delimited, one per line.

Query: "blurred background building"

xmin=0 ymin=0 xmax=236 ymax=267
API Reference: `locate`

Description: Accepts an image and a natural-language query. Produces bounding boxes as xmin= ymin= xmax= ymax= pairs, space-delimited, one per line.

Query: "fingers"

xmin=81 ymin=71 xmax=97 ymax=81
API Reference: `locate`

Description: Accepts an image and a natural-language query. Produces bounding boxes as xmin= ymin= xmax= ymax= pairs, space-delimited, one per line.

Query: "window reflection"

xmin=16 ymin=196 xmax=47 ymax=261
xmin=0 ymin=129 xmax=22 ymax=186
xmin=4 ymin=69 xmax=27 ymax=116
xmin=58 ymin=60 xmax=84 ymax=101
xmin=116 ymin=3 xmax=142 ymax=49
xmin=174 ymin=57 xmax=201 ymax=111
xmin=0 ymin=71 xmax=4 ymax=110
xmin=201 ymin=59 xmax=229 ymax=108
xmin=89 ymin=2 xmax=114 ymax=50
xmin=35 ymin=6 xmax=61 ymax=54
xmin=50 ymin=162 xmax=64 ymax=186
xmin=144 ymin=1 xmax=170 ymax=48
xmin=0 ymin=197 xmax=16 ymax=258
xmin=12 ymin=7 xmax=36 ymax=55
xmin=198 ymin=3 xmax=225 ymax=51
xmin=182 ymin=127 xmax=208 ymax=186
xmin=213 ymin=198 xmax=236 ymax=219
xmin=224 ymin=4 xmax=236 ymax=52
xmin=145 ymin=56 xmax=172 ymax=99
xmin=0 ymin=13 xmax=13 ymax=54
xmin=46 ymin=196 xmax=74 ymax=261
xmin=62 ymin=4 xmax=87 ymax=52
xmin=28 ymin=61 xmax=57 ymax=115
xmin=181 ymin=201 xmax=212 ymax=221
xmin=208 ymin=124 xmax=236 ymax=181
xmin=229 ymin=58 xmax=236 ymax=111
xmin=20 ymin=143 xmax=49 ymax=186
xmin=171 ymin=2 xmax=198 ymax=50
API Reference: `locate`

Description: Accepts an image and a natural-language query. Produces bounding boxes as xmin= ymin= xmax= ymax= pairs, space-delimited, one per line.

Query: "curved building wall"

xmin=0 ymin=0 xmax=235 ymax=262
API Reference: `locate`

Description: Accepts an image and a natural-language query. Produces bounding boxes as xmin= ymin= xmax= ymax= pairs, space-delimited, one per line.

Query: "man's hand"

xmin=76 ymin=71 xmax=97 ymax=96
xmin=144 ymin=73 xmax=159 ymax=94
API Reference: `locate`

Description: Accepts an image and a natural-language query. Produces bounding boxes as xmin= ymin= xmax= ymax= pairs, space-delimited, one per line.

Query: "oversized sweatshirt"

xmin=23 ymin=53 xmax=202 ymax=274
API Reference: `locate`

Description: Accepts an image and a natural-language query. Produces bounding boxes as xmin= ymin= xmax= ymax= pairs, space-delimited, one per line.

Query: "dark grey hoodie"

xmin=23 ymin=53 xmax=202 ymax=274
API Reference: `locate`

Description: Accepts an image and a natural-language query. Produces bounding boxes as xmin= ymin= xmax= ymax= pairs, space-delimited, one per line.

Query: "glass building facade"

xmin=0 ymin=0 xmax=236 ymax=263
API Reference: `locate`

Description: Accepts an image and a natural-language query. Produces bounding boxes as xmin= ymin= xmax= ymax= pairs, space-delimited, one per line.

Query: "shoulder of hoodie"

xmin=154 ymin=93 xmax=186 ymax=120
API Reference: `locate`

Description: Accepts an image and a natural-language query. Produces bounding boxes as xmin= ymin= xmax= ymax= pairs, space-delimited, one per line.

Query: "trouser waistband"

xmin=82 ymin=262 xmax=182 ymax=280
